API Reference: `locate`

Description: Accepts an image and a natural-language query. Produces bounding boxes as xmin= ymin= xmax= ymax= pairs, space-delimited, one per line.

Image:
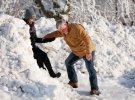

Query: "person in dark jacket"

xmin=23 ymin=9 xmax=61 ymax=78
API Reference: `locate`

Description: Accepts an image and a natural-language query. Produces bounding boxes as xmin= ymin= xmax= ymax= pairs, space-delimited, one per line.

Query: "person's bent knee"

xmin=65 ymin=59 xmax=72 ymax=67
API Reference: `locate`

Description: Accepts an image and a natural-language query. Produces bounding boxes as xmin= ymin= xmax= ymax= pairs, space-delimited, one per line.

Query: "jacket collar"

xmin=67 ymin=22 xmax=72 ymax=32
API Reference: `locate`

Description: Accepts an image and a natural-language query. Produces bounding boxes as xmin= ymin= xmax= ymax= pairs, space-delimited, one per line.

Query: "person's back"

xmin=62 ymin=23 xmax=96 ymax=58
xmin=23 ymin=8 xmax=61 ymax=78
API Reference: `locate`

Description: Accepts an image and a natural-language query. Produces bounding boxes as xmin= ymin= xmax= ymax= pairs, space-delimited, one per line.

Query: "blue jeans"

xmin=65 ymin=51 xmax=98 ymax=90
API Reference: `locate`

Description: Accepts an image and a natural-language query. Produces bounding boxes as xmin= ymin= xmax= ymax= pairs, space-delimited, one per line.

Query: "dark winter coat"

xmin=23 ymin=18 xmax=55 ymax=58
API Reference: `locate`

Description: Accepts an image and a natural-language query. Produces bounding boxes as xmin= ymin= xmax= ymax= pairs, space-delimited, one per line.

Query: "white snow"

xmin=0 ymin=14 xmax=135 ymax=100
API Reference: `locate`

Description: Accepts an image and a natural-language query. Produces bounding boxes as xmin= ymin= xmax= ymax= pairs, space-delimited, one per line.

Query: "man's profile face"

xmin=28 ymin=17 xmax=35 ymax=25
xmin=57 ymin=23 xmax=68 ymax=34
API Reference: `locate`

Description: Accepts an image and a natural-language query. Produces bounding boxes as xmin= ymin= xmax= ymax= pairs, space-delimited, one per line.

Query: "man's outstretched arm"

xmin=43 ymin=31 xmax=63 ymax=40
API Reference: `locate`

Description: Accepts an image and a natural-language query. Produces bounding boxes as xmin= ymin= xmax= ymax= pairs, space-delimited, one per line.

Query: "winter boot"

xmin=68 ymin=82 xmax=78 ymax=88
xmin=90 ymin=89 xmax=101 ymax=95
xmin=50 ymin=72 xmax=61 ymax=78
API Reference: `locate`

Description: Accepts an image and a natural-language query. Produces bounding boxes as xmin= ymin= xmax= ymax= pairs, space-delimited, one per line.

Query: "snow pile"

xmin=85 ymin=19 xmax=135 ymax=79
xmin=35 ymin=17 xmax=62 ymax=52
xmin=0 ymin=13 xmax=135 ymax=100
xmin=0 ymin=14 xmax=79 ymax=100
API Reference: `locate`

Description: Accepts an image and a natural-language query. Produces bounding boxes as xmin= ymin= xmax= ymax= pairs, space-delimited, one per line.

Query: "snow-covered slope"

xmin=86 ymin=19 xmax=135 ymax=78
xmin=0 ymin=14 xmax=79 ymax=100
xmin=0 ymin=14 xmax=135 ymax=100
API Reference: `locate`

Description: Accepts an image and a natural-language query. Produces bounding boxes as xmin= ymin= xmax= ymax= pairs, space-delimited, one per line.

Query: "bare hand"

xmin=86 ymin=53 xmax=92 ymax=61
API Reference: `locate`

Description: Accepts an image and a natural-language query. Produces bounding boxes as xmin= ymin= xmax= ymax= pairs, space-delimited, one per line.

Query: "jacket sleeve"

xmin=35 ymin=37 xmax=55 ymax=43
xmin=43 ymin=31 xmax=63 ymax=40
xmin=35 ymin=38 xmax=43 ymax=43
xmin=79 ymin=28 xmax=93 ymax=54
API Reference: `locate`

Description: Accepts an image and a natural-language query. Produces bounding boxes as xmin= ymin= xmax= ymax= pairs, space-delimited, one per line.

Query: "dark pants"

xmin=65 ymin=51 xmax=98 ymax=90
xmin=32 ymin=47 xmax=56 ymax=76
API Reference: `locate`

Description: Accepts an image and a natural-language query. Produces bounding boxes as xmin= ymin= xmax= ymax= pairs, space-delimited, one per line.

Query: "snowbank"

xmin=0 ymin=14 xmax=79 ymax=100
xmin=0 ymin=13 xmax=135 ymax=100
xmin=86 ymin=19 xmax=135 ymax=79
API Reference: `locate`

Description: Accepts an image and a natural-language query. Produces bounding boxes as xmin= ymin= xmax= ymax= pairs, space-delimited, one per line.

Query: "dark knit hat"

xmin=24 ymin=9 xmax=36 ymax=20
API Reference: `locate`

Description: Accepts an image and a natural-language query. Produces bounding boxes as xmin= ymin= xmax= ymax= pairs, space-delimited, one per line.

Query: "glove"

xmin=42 ymin=38 xmax=55 ymax=43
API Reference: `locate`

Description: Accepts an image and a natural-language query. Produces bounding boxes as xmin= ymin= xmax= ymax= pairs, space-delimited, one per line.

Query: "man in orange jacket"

xmin=43 ymin=19 xmax=101 ymax=95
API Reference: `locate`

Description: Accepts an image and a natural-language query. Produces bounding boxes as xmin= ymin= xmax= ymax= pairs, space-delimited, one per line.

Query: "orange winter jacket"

xmin=43 ymin=23 xmax=96 ymax=58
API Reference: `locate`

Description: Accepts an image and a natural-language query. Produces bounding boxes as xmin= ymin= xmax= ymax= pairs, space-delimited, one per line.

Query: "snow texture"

xmin=0 ymin=13 xmax=135 ymax=100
